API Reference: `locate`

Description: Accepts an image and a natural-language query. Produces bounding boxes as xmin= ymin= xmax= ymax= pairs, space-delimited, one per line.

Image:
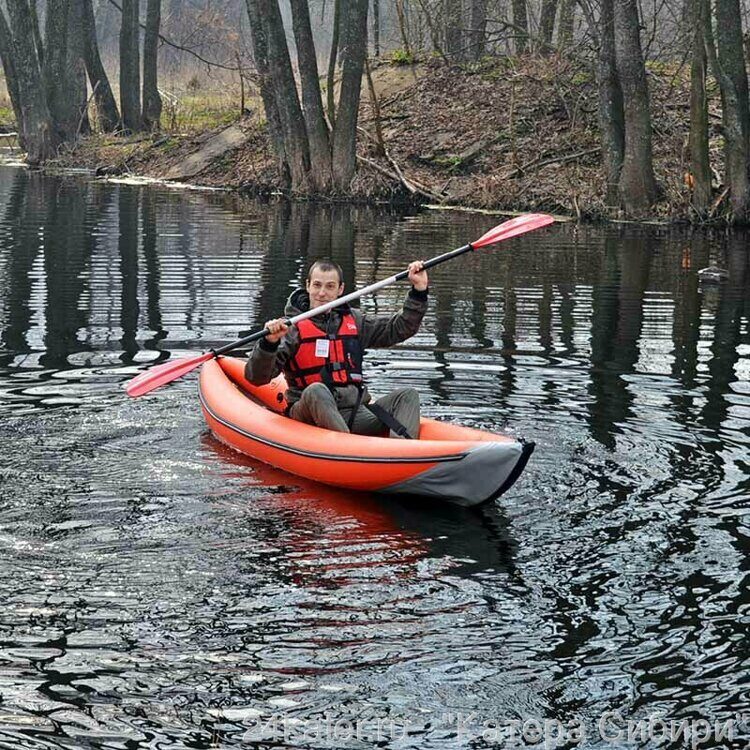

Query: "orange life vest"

xmin=287 ymin=313 xmax=364 ymax=390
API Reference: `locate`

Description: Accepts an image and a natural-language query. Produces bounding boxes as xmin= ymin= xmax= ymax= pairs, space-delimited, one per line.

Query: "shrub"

xmin=390 ymin=49 xmax=414 ymax=66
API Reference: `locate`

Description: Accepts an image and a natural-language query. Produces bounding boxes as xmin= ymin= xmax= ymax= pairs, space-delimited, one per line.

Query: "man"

xmin=245 ymin=258 xmax=429 ymax=438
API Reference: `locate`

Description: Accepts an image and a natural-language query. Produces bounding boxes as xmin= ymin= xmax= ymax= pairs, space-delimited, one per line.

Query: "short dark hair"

xmin=307 ymin=259 xmax=343 ymax=285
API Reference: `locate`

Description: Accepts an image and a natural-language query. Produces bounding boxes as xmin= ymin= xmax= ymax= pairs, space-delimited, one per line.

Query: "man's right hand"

xmin=264 ymin=318 xmax=289 ymax=343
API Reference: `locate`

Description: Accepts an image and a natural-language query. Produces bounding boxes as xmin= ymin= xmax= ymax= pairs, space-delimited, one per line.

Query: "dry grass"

xmin=0 ymin=89 xmax=15 ymax=130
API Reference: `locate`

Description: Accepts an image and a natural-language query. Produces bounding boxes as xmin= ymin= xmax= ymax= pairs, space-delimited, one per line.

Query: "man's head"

xmin=306 ymin=260 xmax=344 ymax=309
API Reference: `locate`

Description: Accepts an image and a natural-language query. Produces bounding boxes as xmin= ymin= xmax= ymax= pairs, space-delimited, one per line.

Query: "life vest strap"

xmin=298 ymin=333 xmax=359 ymax=343
xmin=365 ymin=402 xmax=413 ymax=439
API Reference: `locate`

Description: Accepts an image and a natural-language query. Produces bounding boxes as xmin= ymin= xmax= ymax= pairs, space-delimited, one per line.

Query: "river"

xmin=0 ymin=165 xmax=748 ymax=748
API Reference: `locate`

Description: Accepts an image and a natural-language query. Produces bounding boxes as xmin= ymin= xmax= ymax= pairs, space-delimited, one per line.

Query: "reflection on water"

xmin=0 ymin=165 xmax=748 ymax=748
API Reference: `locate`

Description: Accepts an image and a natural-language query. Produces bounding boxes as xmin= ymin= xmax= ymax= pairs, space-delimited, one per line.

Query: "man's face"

xmin=306 ymin=269 xmax=344 ymax=309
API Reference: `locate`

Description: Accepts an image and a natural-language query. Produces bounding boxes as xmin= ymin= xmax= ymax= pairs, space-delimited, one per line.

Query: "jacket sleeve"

xmin=244 ymin=327 xmax=300 ymax=385
xmin=358 ymin=287 xmax=428 ymax=349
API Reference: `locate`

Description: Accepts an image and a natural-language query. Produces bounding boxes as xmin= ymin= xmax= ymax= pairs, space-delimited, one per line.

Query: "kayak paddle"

xmin=124 ymin=212 xmax=554 ymax=398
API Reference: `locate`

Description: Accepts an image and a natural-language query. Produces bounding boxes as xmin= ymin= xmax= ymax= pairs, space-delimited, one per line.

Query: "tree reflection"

xmin=251 ymin=203 xmax=358 ymax=331
xmin=141 ymin=189 xmax=166 ymax=351
xmin=587 ymin=233 xmax=653 ymax=449
xmin=0 ymin=171 xmax=38 ymax=364
xmin=41 ymin=178 xmax=91 ymax=368
xmin=118 ymin=186 xmax=140 ymax=363
xmin=701 ymin=235 xmax=749 ymax=438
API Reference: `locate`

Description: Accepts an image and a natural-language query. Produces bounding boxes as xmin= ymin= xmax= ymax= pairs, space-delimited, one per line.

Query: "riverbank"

xmin=45 ymin=55 xmax=718 ymax=222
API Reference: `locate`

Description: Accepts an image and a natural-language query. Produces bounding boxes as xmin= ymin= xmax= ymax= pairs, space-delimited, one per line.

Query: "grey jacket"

xmin=244 ymin=286 xmax=429 ymax=409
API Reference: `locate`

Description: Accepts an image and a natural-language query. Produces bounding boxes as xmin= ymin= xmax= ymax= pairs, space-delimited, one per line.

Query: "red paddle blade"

xmin=471 ymin=213 xmax=554 ymax=249
xmin=124 ymin=351 xmax=215 ymax=397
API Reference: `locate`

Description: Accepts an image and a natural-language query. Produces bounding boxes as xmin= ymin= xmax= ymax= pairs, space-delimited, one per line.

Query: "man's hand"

xmin=264 ymin=318 xmax=289 ymax=343
xmin=408 ymin=260 xmax=428 ymax=291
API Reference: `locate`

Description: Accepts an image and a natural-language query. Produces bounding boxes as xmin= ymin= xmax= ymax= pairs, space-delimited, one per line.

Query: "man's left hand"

xmin=408 ymin=260 xmax=428 ymax=291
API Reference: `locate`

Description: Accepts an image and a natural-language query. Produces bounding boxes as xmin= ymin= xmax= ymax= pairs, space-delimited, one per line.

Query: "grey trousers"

xmin=288 ymin=382 xmax=421 ymax=438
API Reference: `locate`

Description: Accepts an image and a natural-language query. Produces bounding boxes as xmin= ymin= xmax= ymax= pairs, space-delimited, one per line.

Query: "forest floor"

xmin=41 ymin=55 xmax=724 ymax=223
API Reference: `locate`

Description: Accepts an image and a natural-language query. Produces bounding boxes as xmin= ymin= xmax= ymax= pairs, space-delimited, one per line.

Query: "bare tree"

xmin=162 ymin=0 xmax=183 ymax=68
xmin=5 ymin=0 xmax=58 ymax=162
xmin=597 ymin=0 xmax=625 ymax=205
xmin=395 ymin=0 xmax=411 ymax=58
xmin=331 ymin=0 xmax=368 ymax=189
xmin=712 ymin=0 xmax=750 ymax=220
xmin=468 ymin=0 xmax=487 ymax=60
xmin=244 ymin=0 xmax=290 ymax=186
xmin=327 ymin=0 xmax=341 ymax=124
xmin=444 ymin=0 xmax=462 ymax=60
xmin=43 ymin=0 xmax=76 ymax=141
xmin=513 ymin=0 xmax=529 ymax=53
xmin=540 ymin=0 xmax=558 ymax=51
xmin=613 ymin=0 xmax=657 ymax=213
xmin=68 ymin=0 xmax=90 ymax=136
xmin=120 ymin=0 xmax=142 ymax=131
xmin=253 ymin=0 xmax=311 ymax=189
xmin=29 ymin=0 xmax=44 ymax=66
xmin=142 ymin=0 xmax=162 ymax=131
xmin=245 ymin=0 xmax=368 ymax=194
xmin=416 ymin=0 xmax=447 ymax=62
xmin=689 ymin=0 xmax=711 ymax=213
xmin=557 ymin=0 xmax=575 ymax=50
xmin=372 ymin=0 xmax=380 ymax=56
xmin=0 ymin=11 xmax=24 ymax=137
xmin=81 ymin=0 xmax=119 ymax=131
xmin=290 ymin=0 xmax=332 ymax=189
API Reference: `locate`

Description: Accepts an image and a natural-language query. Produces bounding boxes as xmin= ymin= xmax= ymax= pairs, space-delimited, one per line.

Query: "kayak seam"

xmin=198 ymin=387 xmax=469 ymax=464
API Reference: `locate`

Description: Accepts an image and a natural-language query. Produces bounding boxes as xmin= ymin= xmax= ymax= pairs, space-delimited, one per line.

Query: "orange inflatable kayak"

xmin=199 ymin=357 xmax=534 ymax=507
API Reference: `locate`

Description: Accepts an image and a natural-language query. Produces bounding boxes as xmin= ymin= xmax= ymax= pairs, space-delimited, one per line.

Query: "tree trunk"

xmin=558 ymin=0 xmax=575 ymax=50
xmin=163 ymin=0 xmax=183 ymax=68
xmin=540 ymin=0 xmax=558 ymax=52
xmin=364 ymin=55 xmax=385 ymax=155
xmin=444 ymin=0 xmax=462 ymax=61
xmin=613 ymin=0 xmax=658 ymax=214
xmin=6 ymin=0 xmax=58 ymax=162
xmin=119 ymin=0 xmax=142 ymax=131
xmin=689 ymin=0 xmax=711 ymax=213
xmin=395 ymin=0 xmax=411 ymax=58
xmin=597 ymin=0 xmax=625 ymax=205
xmin=289 ymin=0 xmax=332 ymax=191
xmin=327 ymin=0 xmax=341 ymax=125
xmin=713 ymin=0 xmax=750 ymax=220
xmin=331 ymin=0 xmax=368 ymax=190
xmin=244 ymin=0 xmax=290 ymax=187
xmin=68 ymin=0 xmax=90 ymax=137
xmin=142 ymin=0 xmax=162 ymax=131
xmin=416 ymin=0 xmax=447 ymax=63
xmin=512 ymin=0 xmax=529 ymax=53
xmin=468 ymin=0 xmax=486 ymax=60
xmin=256 ymin=0 xmax=311 ymax=192
xmin=0 ymin=10 xmax=25 ymax=139
xmin=29 ymin=0 xmax=44 ymax=66
xmin=81 ymin=0 xmax=119 ymax=131
xmin=372 ymin=0 xmax=380 ymax=57
xmin=94 ymin=0 xmax=119 ymax=58
xmin=44 ymin=0 xmax=80 ymax=142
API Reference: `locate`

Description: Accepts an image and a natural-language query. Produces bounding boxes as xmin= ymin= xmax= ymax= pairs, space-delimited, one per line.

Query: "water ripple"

xmin=0 ymin=169 xmax=747 ymax=747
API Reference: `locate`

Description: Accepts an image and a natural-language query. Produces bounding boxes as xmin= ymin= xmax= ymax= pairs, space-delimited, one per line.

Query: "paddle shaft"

xmin=212 ymin=243 xmax=473 ymax=356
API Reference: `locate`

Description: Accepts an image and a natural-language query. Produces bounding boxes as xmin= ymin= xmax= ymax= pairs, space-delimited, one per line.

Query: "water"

xmin=0 ymin=165 xmax=748 ymax=748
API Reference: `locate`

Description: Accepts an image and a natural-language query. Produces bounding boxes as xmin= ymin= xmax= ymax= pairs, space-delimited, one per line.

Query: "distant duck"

xmin=698 ymin=266 xmax=729 ymax=283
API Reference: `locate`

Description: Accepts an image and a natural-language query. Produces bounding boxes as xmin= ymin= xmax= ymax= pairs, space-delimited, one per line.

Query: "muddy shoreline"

xmin=7 ymin=57 xmax=728 ymax=225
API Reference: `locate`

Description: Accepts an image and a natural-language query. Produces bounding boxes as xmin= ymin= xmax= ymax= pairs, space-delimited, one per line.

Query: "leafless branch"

xmin=107 ymin=0 xmax=242 ymax=72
